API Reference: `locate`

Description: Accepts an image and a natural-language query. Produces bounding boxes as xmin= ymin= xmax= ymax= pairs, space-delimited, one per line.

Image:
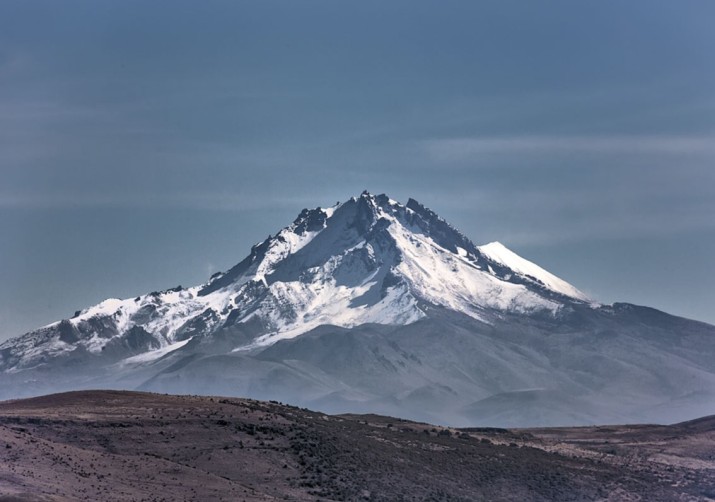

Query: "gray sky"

xmin=1 ymin=0 xmax=714 ymax=341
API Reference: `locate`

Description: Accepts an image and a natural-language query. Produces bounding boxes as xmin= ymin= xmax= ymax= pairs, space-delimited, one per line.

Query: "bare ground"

xmin=0 ymin=391 xmax=713 ymax=501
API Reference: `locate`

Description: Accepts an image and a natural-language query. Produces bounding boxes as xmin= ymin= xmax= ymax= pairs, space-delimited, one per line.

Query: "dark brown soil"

xmin=1 ymin=391 xmax=713 ymax=501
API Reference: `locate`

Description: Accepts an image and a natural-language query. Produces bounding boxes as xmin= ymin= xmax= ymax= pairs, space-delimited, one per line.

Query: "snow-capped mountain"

xmin=2 ymin=192 xmax=714 ymax=427
xmin=0 ymin=192 xmax=588 ymax=372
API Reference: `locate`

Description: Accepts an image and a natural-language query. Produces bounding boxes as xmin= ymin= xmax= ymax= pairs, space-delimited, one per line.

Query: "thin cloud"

xmin=0 ymin=190 xmax=327 ymax=213
xmin=424 ymin=135 xmax=715 ymax=161
xmin=417 ymin=182 xmax=715 ymax=247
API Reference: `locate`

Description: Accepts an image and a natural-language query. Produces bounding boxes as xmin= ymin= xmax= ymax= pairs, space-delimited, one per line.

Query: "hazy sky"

xmin=1 ymin=1 xmax=714 ymax=341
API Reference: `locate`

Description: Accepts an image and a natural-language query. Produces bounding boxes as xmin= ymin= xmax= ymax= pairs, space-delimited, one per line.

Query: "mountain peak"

xmin=1 ymin=192 xmax=592 ymax=370
xmin=2 ymin=193 xmax=713 ymax=429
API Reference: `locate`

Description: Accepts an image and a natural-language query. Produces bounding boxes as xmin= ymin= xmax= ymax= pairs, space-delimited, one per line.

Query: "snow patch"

xmin=478 ymin=241 xmax=590 ymax=301
xmin=120 ymin=338 xmax=192 ymax=365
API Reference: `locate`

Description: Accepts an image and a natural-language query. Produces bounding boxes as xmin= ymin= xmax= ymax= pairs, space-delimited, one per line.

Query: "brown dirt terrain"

xmin=0 ymin=391 xmax=713 ymax=501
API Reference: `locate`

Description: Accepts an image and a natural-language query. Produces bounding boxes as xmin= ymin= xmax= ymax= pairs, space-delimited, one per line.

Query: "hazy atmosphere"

xmin=1 ymin=0 xmax=714 ymax=341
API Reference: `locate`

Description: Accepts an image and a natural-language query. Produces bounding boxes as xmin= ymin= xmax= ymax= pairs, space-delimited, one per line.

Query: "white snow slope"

xmin=478 ymin=241 xmax=590 ymax=302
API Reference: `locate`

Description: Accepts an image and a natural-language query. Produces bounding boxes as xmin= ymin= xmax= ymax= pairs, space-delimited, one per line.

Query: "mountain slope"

xmin=1 ymin=192 xmax=714 ymax=427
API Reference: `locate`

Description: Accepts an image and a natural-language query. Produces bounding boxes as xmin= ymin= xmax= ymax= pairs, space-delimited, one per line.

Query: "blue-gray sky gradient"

xmin=1 ymin=1 xmax=714 ymax=340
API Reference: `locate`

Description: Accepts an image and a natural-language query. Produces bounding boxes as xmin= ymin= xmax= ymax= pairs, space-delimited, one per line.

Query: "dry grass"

xmin=1 ymin=391 xmax=713 ymax=501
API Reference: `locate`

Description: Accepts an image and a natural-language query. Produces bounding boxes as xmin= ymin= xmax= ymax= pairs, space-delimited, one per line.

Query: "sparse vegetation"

xmin=0 ymin=390 xmax=713 ymax=501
